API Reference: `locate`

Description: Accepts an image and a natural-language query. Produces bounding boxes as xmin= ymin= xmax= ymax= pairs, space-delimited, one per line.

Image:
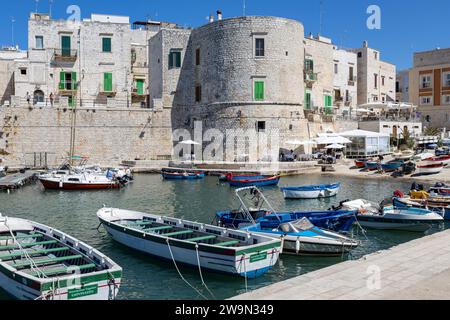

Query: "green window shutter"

xmin=104 ymin=73 xmax=112 ymax=92
xmin=305 ymin=92 xmax=311 ymax=109
xmin=59 ymin=72 xmax=65 ymax=90
xmin=71 ymin=72 xmax=77 ymax=90
xmin=61 ymin=36 xmax=71 ymax=56
xmin=136 ymin=79 xmax=144 ymax=95
xmin=254 ymin=81 xmax=265 ymax=101
xmin=168 ymin=53 xmax=173 ymax=69
xmin=175 ymin=52 xmax=181 ymax=68
xmin=102 ymin=38 xmax=111 ymax=52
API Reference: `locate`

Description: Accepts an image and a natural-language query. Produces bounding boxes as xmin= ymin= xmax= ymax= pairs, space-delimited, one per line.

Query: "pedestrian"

xmin=49 ymin=92 xmax=54 ymax=107
xmin=26 ymin=92 xmax=31 ymax=105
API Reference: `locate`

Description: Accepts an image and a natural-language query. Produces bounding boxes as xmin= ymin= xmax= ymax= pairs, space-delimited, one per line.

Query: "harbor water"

xmin=0 ymin=174 xmax=447 ymax=300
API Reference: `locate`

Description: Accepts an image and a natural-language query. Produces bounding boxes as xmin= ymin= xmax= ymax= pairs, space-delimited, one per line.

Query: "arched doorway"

xmin=33 ymin=90 xmax=45 ymax=105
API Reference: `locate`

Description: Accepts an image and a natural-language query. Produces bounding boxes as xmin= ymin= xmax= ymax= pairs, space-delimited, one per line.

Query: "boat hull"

xmin=381 ymin=162 xmax=403 ymax=172
xmin=39 ymin=178 xmax=120 ymax=190
xmin=228 ymin=176 xmax=280 ymax=188
xmin=393 ymin=197 xmax=450 ymax=220
xmin=416 ymin=165 xmax=443 ymax=175
xmin=355 ymin=160 xmax=368 ymax=168
xmin=102 ymin=224 xmax=279 ymax=278
xmin=281 ymin=184 xmax=340 ymax=199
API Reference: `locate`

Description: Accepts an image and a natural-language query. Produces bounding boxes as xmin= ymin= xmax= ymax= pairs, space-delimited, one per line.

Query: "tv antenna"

xmin=35 ymin=0 xmax=40 ymax=13
xmin=49 ymin=0 xmax=54 ymax=18
xmin=319 ymin=0 xmax=324 ymax=36
xmin=243 ymin=0 xmax=246 ymax=16
xmin=11 ymin=17 xmax=15 ymax=46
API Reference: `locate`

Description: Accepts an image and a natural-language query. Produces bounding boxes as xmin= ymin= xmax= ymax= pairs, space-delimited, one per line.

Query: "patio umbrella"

xmin=325 ymin=143 xmax=345 ymax=149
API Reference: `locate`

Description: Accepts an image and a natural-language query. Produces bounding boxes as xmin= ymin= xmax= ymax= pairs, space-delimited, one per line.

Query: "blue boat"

xmin=393 ymin=197 xmax=450 ymax=220
xmin=241 ymin=220 xmax=359 ymax=256
xmin=228 ymin=175 xmax=280 ymax=187
xmin=161 ymin=171 xmax=205 ymax=180
xmin=381 ymin=161 xmax=403 ymax=172
xmin=365 ymin=161 xmax=380 ymax=171
xmin=216 ymin=209 xmax=357 ymax=233
xmin=281 ymin=183 xmax=340 ymax=199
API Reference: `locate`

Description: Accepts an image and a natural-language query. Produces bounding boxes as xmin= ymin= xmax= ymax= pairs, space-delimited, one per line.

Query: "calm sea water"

xmin=0 ymin=174 xmax=447 ymax=300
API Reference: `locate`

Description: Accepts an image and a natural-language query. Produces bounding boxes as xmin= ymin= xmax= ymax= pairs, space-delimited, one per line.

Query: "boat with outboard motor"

xmin=0 ymin=214 xmax=122 ymax=300
xmin=215 ymin=187 xmax=357 ymax=233
xmin=97 ymin=207 xmax=282 ymax=278
xmin=339 ymin=199 xmax=444 ymax=232
xmin=280 ymin=183 xmax=340 ymax=199
xmin=227 ymin=175 xmax=280 ymax=187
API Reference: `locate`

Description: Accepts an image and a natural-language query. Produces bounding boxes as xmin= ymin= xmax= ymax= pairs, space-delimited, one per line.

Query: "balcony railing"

xmin=53 ymin=49 xmax=78 ymax=62
xmin=58 ymin=81 xmax=78 ymax=95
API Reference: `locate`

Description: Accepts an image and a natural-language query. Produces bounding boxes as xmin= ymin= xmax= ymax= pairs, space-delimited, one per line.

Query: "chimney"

xmin=209 ymin=14 xmax=214 ymax=23
xmin=217 ymin=10 xmax=223 ymax=21
xmin=363 ymin=40 xmax=368 ymax=48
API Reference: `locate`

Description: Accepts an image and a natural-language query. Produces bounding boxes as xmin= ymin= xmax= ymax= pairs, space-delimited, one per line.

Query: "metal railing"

xmin=53 ymin=49 xmax=78 ymax=59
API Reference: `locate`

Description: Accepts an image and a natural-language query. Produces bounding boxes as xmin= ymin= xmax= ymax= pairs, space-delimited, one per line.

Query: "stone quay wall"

xmin=0 ymin=106 xmax=173 ymax=167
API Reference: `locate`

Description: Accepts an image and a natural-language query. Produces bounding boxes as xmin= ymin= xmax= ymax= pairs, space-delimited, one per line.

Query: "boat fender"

xmin=296 ymin=237 xmax=300 ymax=254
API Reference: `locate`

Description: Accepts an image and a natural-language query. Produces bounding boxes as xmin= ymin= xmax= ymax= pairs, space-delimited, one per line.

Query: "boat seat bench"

xmin=164 ymin=230 xmax=194 ymax=237
xmin=28 ymin=263 xmax=97 ymax=277
xmin=188 ymin=235 xmax=217 ymax=242
xmin=11 ymin=254 xmax=83 ymax=269
xmin=0 ymin=240 xmax=58 ymax=251
xmin=0 ymin=233 xmax=44 ymax=241
xmin=0 ymin=247 xmax=70 ymax=261
xmin=215 ymin=240 xmax=241 ymax=247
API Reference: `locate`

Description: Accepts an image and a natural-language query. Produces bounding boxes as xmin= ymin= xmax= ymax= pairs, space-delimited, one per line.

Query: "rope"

xmin=195 ymin=245 xmax=216 ymax=300
xmin=166 ymin=239 xmax=208 ymax=300
xmin=3 ymin=218 xmax=47 ymax=279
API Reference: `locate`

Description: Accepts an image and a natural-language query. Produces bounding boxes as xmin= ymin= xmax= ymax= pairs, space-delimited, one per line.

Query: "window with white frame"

xmin=444 ymin=73 xmax=450 ymax=87
xmin=35 ymin=36 xmax=44 ymax=49
xmin=420 ymin=96 xmax=432 ymax=105
xmin=421 ymin=75 xmax=432 ymax=88
xmin=443 ymin=95 xmax=450 ymax=104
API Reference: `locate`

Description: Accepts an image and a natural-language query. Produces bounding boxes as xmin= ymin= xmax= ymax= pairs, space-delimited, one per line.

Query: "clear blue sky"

xmin=1 ymin=0 xmax=449 ymax=70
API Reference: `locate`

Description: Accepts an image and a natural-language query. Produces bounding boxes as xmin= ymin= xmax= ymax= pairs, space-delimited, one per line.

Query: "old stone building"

xmin=409 ymin=47 xmax=450 ymax=129
xmin=150 ymin=15 xmax=309 ymax=160
xmin=0 ymin=47 xmax=27 ymax=106
xmin=349 ymin=41 xmax=396 ymax=105
xmin=396 ymin=69 xmax=410 ymax=103
xmin=332 ymin=47 xmax=358 ymax=114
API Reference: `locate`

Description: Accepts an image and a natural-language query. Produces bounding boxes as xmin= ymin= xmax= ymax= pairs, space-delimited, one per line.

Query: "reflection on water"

xmin=0 ymin=174 xmax=446 ymax=300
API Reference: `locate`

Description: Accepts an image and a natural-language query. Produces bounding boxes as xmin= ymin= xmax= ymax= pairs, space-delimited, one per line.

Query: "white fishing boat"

xmin=415 ymin=162 xmax=444 ymax=175
xmin=97 ymin=208 xmax=282 ymax=278
xmin=281 ymin=183 xmax=340 ymax=199
xmin=0 ymin=214 xmax=122 ymax=300
xmin=39 ymin=172 xmax=122 ymax=190
xmin=341 ymin=199 xmax=444 ymax=232
xmin=242 ymin=218 xmax=359 ymax=256
xmin=393 ymin=150 xmax=415 ymax=161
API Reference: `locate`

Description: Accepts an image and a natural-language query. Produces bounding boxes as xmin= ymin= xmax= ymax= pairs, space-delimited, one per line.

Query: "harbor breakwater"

xmin=0 ymin=106 xmax=173 ymax=167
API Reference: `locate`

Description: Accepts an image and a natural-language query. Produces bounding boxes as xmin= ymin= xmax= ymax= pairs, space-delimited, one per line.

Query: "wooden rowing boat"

xmin=0 ymin=215 xmax=122 ymax=300
xmin=97 ymin=208 xmax=282 ymax=279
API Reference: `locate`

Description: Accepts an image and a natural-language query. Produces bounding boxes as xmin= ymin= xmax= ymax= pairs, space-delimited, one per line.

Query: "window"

xmin=324 ymin=95 xmax=333 ymax=108
xmin=374 ymin=52 xmax=378 ymax=60
xmin=20 ymin=68 xmax=27 ymax=75
xmin=443 ymin=95 xmax=450 ymax=104
xmin=345 ymin=90 xmax=350 ymax=102
xmin=169 ymin=50 xmax=182 ymax=69
xmin=333 ymin=63 xmax=338 ymax=74
xmin=305 ymin=91 xmax=312 ymax=109
xmin=396 ymin=81 xmax=400 ymax=93
xmin=195 ymin=85 xmax=202 ymax=102
xmin=381 ymin=76 xmax=385 ymax=86
xmin=420 ymin=96 xmax=432 ymax=105
xmin=374 ymin=74 xmax=378 ymax=89
xmin=135 ymin=79 xmax=145 ymax=95
xmin=254 ymin=81 xmax=265 ymax=101
xmin=195 ymin=48 xmax=200 ymax=66
xmin=357 ymin=52 xmax=362 ymax=58
xmin=103 ymin=73 xmax=113 ymax=92
xmin=59 ymin=72 xmax=77 ymax=90
xmin=257 ymin=121 xmax=266 ymax=132
xmin=255 ymin=38 xmax=265 ymax=57
xmin=349 ymin=66 xmax=354 ymax=81
xmin=445 ymin=73 xmax=450 ymax=86
xmin=421 ymin=75 xmax=432 ymax=88
xmin=102 ymin=37 xmax=112 ymax=53
xmin=35 ymin=36 xmax=44 ymax=49
xmin=305 ymin=59 xmax=314 ymax=72
xmin=61 ymin=35 xmax=71 ymax=56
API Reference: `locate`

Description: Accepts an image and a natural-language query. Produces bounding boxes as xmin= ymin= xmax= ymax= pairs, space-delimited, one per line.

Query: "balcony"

xmin=53 ymin=49 xmax=78 ymax=62
xmin=58 ymin=81 xmax=78 ymax=95
xmin=98 ymin=84 xmax=117 ymax=96
xmin=131 ymin=88 xmax=147 ymax=97
xmin=304 ymin=71 xmax=318 ymax=87
xmin=348 ymin=76 xmax=356 ymax=86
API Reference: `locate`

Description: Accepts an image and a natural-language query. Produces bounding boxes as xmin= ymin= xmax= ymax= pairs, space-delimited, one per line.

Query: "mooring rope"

xmin=166 ymin=239 xmax=208 ymax=300
xmin=195 ymin=245 xmax=216 ymax=300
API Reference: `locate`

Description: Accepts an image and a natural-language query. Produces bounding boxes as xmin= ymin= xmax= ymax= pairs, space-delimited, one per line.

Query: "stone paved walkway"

xmin=231 ymin=229 xmax=450 ymax=300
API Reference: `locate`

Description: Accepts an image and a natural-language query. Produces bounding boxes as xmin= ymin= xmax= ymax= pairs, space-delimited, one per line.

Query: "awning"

xmin=325 ymin=143 xmax=345 ymax=149
xmin=314 ymin=136 xmax=352 ymax=145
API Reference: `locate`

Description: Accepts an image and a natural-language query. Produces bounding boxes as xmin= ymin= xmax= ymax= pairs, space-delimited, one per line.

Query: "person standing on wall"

xmin=49 ymin=92 xmax=54 ymax=107
xmin=26 ymin=92 xmax=31 ymax=105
